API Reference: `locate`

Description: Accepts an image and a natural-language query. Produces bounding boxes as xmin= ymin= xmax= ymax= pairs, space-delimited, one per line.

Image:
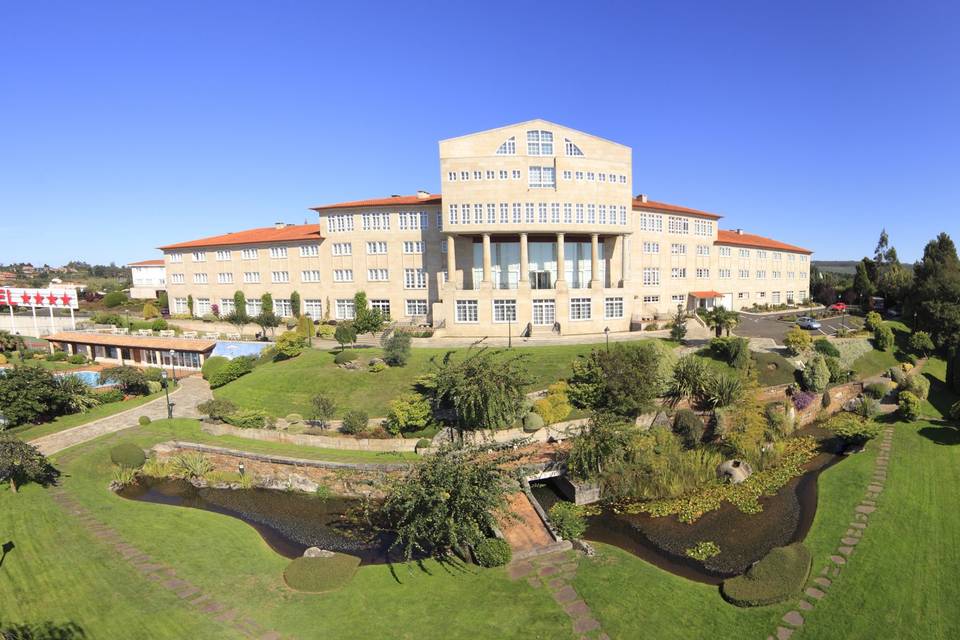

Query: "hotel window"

xmin=609 ymin=173 xmax=617 ymax=182
xmin=719 ymin=247 xmax=732 ymax=257
xmin=404 ymin=268 xmax=427 ymax=289
xmin=739 ymin=269 xmax=750 ymax=279
xmin=271 ymin=271 xmax=289 ymax=283
xmin=403 ymin=241 xmax=424 ymax=254
xmin=532 ymin=299 xmax=555 ymax=325
xmin=739 ymin=248 xmax=750 ymax=258
xmin=447 ymin=171 xmax=457 ymax=181
xmin=672 ymin=294 xmax=686 ymax=303
xmin=620 ymin=175 xmax=628 ymax=184
xmin=335 ymin=299 xmax=355 ymax=320
xmin=440 ymin=240 xmax=447 ymax=253
xmin=598 ymin=205 xmax=606 ymax=224
xmin=671 ymin=243 xmax=687 ymax=255
xmin=587 ymin=204 xmax=595 ymax=224
xmin=474 ymin=203 xmax=483 ymax=223
xmin=800 ymin=256 xmax=807 ymax=262
xmin=405 ymin=299 xmax=428 ymax=316
xmin=367 ymin=268 xmax=389 ymax=282
xmin=786 ymin=291 xmax=795 ymax=303
xmin=528 ymin=166 xmax=556 ymax=188
xmin=437 ymin=211 xmax=443 ymax=229
xmin=694 ymin=219 xmax=713 ymax=236
xmin=241 ymin=248 xmax=258 ymax=260
xmin=299 ymin=244 xmax=319 ymax=257
xmin=772 ymin=271 xmax=781 ymax=279
xmin=551 ymin=203 xmax=560 ymax=223
xmin=492 ymin=299 xmax=517 ymax=323
xmin=575 ymin=171 xmax=584 ymax=180
xmin=697 ymin=245 xmax=710 ymax=256
xmin=192 ymin=251 xmax=205 ymax=262
xmin=304 ymin=299 xmax=323 ymax=317
xmin=526 ymin=130 xmax=554 ymax=156
xmin=170 ymin=273 xmax=185 ymax=284
xmin=787 ymin=271 xmax=795 ymax=279
xmin=455 ymin=300 xmax=478 ymax=323
xmin=643 ymin=267 xmax=660 ymax=286
xmin=512 ymin=169 xmax=521 ymax=179
xmin=604 ymin=297 xmax=624 ymax=319
xmin=500 ymin=203 xmax=509 ymax=224
xmin=513 ymin=203 xmax=522 ymax=223
xmin=800 ymin=271 xmax=807 ymax=280
xmin=245 ymin=299 xmax=262 ymax=316
xmin=671 ymin=267 xmax=687 ymax=279
xmin=598 ymin=173 xmax=606 ymax=182
xmin=719 ymin=268 xmax=731 ymax=279
xmin=639 ymin=213 xmax=663 ymax=232
xmin=332 ymin=242 xmax=352 ymax=256
xmin=366 ymin=241 xmax=387 ymax=255
xmin=756 ymin=250 xmax=767 ymax=259
xmin=538 ymin=203 xmax=548 ymax=223
xmin=563 ymin=203 xmax=572 ymax=223
xmin=696 ymin=268 xmax=710 ymax=279
xmin=525 ymin=203 xmax=535 ymax=223
xmin=275 ymin=298 xmax=293 ymax=317
xmin=757 ymin=270 xmax=766 ymax=279
xmin=643 ymin=241 xmax=660 ymax=254
xmin=301 ymin=270 xmax=321 ymax=282
xmin=564 ymin=138 xmax=584 ymax=156
xmin=216 ymin=250 xmax=231 ymax=261
xmin=460 ymin=171 xmax=469 ymax=180
xmin=759 ymin=292 xmax=766 ymax=298
xmin=667 ymin=216 xmax=689 ymax=234
xmin=473 ymin=171 xmax=482 ymax=180
xmin=333 ymin=269 xmax=353 ymax=282
xmin=575 ymin=204 xmax=584 ymax=224
xmin=562 ymin=170 xmax=572 ymax=180
xmin=371 ymin=299 xmax=391 ymax=319
xmin=487 ymin=203 xmax=496 ymax=224
xmin=269 ymin=247 xmax=287 ymax=259
xmin=738 ymin=292 xmax=749 ymax=300
xmin=642 ymin=295 xmax=660 ymax=304
xmin=788 ymin=254 xmax=796 ymax=262
xmin=169 ymin=252 xmax=183 ymax=263
xmin=361 ymin=212 xmax=390 ymax=230
xmin=569 ymin=297 xmax=592 ymax=320
xmin=772 ymin=291 xmax=781 ymax=304
xmin=217 ymin=272 xmax=233 ymax=284
xmin=193 ymin=273 xmax=208 ymax=284
xmin=328 ymin=214 xmax=354 ymax=232
xmin=449 ymin=204 xmax=459 ymax=225
xmin=773 ymin=252 xmax=782 ymax=261
xmin=485 ymin=170 xmax=495 ymax=180
xmin=619 ymin=206 xmax=627 ymax=225
xmin=586 ymin=171 xmax=595 ymax=181
xmin=496 ymin=136 xmax=516 ymax=155
xmin=219 ymin=298 xmax=235 ymax=314
xmin=499 ymin=170 xmax=508 ymax=179
xmin=173 ymin=297 xmax=188 ymax=314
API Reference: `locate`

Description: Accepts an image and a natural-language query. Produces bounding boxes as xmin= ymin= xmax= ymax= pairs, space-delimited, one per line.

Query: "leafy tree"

xmin=382 ymin=444 xmax=510 ymax=562
xmin=568 ymin=342 xmax=666 ymax=417
xmin=0 ymin=367 xmax=68 ymax=426
xmin=275 ymin=330 xmax=307 ymax=359
xmin=157 ymin=290 xmax=169 ymax=310
xmin=908 ymin=331 xmax=935 ymax=357
xmin=296 ymin=314 xmax=314 ymax=346
xmin=381 ymin=327 xmax=412 ymax=366
xmin=334 ymin=322 xmax=357 ymax=351
xmin=186 ymin=294 xmax=194 ymax=316
xmin=260 ymin=293 xmax=274 ymax=315
xmin=253 ymin=310 xmax=280 ymax=337
xmin=669 ymin=306 xmax=687 ymax=341
xmin=567 ymin=412 xmax=635 ymax=479
xmin=801 ymin=354 xmax=831 ymax=392
xmin=224 ymin=309 xmax=250 ymax=334
xmin=906 ymin=232 xmax=960 ymax=352
xmin=353 ymin=291 xmax=385 ymax=338
xmin=290 ymin=290 xmax=301 ymax=318
xmin=431 ymin=347 xmax=531 ymax=436
xmin=783 ymin=326 xmax=813 ymax=356
xmin=386 ymin=392 xmax=432 ymax=435
xmin=340 ymin=409 xmax=369 ymax=435
xmin=142 ymin=302 xmax=159 ymax=319
xmin=0 ymin=435 xmax=57 ymax=491
xmin=864 ymin=311 xmax=883 ymax=332
xmin=233 ymin=290 xmax=246 ymax=314
xmin=99 ymin=366 xmax=149 ymax=395
xmin=853 ymin=259 xmax=876 ymax=302
xmin=310 ymin=393 xmax=336 ymax=427
xmin=874 ymin=323 xmax=895 ymax=351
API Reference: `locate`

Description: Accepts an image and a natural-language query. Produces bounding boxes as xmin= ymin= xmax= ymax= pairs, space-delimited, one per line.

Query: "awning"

xmin=690 ymin=291 xmax=723 ymax=299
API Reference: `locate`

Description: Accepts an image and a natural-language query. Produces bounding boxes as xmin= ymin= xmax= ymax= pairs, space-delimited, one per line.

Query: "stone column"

xmin=445 ymin=235 xmax=457 ymax=289
xmin=481 ymin=233 xmax=492 ymax=286
xmin=590 ymin=233 xmax=602 ymax=289
xmin=519 ymin=232 xmax=530 ymax=290
xmin=555 ymin=232 xmax=567 ymax=292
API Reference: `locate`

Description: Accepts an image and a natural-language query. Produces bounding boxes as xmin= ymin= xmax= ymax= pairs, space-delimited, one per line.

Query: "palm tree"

xmin=55 ymin=375 xmax=102 ymax=413
xmin=704 ymin=306 xmax=739 ymax=337
xmin=721 ymin=309 xmax=740 ymax=336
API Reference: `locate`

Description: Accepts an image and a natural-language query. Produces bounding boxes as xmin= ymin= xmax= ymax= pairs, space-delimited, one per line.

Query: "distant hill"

xmin=813 ymin=260 xmax=858 ymax=275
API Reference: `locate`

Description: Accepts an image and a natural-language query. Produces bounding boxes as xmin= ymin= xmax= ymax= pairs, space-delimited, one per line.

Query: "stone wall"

xmin=758 ymin=380 xmax=866 ymax=427
xmin=202 ymin=422 xmax=421 ymax=452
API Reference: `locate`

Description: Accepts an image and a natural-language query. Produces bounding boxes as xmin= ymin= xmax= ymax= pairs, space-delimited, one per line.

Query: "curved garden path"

xmin=30 ymin=376 xmax=212 ymax=455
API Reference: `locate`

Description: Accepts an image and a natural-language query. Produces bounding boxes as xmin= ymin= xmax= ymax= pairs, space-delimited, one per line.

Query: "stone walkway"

xmin=47 ymin=484 xmax=289 ymax=639
xmin=508 ymin=550 xmax=608 ymax=640
xmin=764 ymin=426 xmax=895 ymax=640
xmin=30 ymin=376 xmax=212 ymax=455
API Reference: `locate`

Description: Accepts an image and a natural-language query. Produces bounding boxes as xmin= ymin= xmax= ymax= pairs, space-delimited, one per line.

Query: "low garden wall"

xmin=758 ymin=380 xmax=867 ymax=427
xmin=153 ymin=440 xmax=410 ymax=498
xmin=202 ymin=422 xmax=421 ymax=452
xmin=442 ymin=418 xmax=590 ymax=448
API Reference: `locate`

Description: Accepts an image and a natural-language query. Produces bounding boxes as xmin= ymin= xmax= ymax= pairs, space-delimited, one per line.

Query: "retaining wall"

xmin=202 ymin=422 xmax=421 ymax=452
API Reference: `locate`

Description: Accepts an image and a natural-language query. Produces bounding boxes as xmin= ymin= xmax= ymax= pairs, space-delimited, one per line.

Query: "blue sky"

xmin=1 ymin=0 xmax=957 ymax=266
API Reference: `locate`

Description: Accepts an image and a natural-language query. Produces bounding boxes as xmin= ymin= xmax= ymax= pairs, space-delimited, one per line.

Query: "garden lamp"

xmin=604 ymin=326 xmax=610 ymax=351
xmin=160 ymin=370 xmax=173 ymax=419
xmin=169 ymin=349 xmax=176 ymax=382
xmin=238 ymin=461 xmax=245 ymax=477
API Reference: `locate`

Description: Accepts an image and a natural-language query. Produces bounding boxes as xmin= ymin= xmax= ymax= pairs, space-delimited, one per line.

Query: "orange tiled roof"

xmin=127 ymin=259 xmax=164 ymax=267
xmin=716 ymin=229 xmax=812 ymax=255
xmin=632 ymin=198 xmax=722 ymax=219
xmin=312 ymin=193 xmax=442 ymax=211
xmin=690 ymin=290 xmax=723 ymax=298
xmin=158 ymin=224 xmax=321 ymax=250
xmin=46 ymin=332 xmax=217 ymax=353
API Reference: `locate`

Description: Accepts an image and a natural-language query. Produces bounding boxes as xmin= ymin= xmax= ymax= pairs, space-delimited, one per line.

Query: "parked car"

xmin=828 ymin=303 xmax=847 ymax=312
xmin=796 ymin=316 xmax=822 ymax=330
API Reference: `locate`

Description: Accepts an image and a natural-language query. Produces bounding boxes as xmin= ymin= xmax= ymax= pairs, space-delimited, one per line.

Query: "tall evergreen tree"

xmin=907 ymin=232 xmax=960 ymax=351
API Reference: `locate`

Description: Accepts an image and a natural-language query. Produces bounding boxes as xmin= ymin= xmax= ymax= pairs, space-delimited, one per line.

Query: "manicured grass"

xmin=216 ymin=340 xmax=676 ymax=418
xmin=2 ymin=352 xmax=84 ymax=371
xmin=850 ymin=320 xmax=910 ymax=379
xmin=697 ymin=348 xmax=797 ymax=387
xmin=8 ymin=388 xmax=169 ymax=442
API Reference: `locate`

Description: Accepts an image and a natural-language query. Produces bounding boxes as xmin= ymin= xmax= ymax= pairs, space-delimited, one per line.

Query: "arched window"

xmin=527 ymin=130 xmax=553 ymax=155
xmin=496 ymin=136 xmax=516 ymax=155
xmin=564 ymin=138 xmax=584 ymax=156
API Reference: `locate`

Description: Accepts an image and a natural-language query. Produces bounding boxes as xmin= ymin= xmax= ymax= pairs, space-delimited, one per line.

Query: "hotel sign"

xmin=0 ymin=287 xmax=79 ymax=310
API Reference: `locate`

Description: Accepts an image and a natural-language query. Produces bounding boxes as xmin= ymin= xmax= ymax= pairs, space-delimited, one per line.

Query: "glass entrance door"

xmin=532 ymin=299 xmax=556 ymax=326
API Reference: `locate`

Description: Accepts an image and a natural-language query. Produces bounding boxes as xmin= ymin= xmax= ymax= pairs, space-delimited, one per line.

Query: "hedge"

xmin=283 ymin=554 xmax=361 ymax=593
xmin=721 ymin=543 xmax=812 ymax=607
xmin=473 ymin=538 xmax=512 ymax=567
xmin=110 ymin=443 xmax=146 ymax=469
xmin=223 ymin=409 xmax=273 ymax=429
xmin=208 ymin=357 xmax=255 ymax=388
xmin=201 ymin=356 xmax=229 ymax=381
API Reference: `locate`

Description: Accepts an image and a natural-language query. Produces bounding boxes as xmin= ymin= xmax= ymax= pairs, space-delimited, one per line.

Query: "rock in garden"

xmin=303 ymin=547 xmax=334 ymax=558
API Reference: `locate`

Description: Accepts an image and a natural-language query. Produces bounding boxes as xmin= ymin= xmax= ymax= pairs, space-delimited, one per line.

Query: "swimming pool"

xmin=211 ymin=340 xmax=272 ymax=360
xmin=58 ymin=370 xmax=115 ymax=388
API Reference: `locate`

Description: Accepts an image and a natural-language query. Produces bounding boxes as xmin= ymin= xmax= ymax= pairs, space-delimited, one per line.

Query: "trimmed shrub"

xmin=783 ymin=326 xmax=812 ymax=356
xmin=316 ymin=324 xmax=336 ymax=339
xmin=150 ymin=318 xmax=168 ymax=331
xmin=138 ymin=415 xmax=151 ymax=426
xmin=146 ymin=380 xmax=162 ymax=394
xmin=283 ymin=554 xmax=361 ymax=593
xmin=813 ymin=338 xmax=840 ymax=358
xmin=207 ymin=356 xmax=255 ymax=388
xmin=275 ymin=330 xmax=308 ymax=359
xmin=201 ymin=356 xmax=229 ymax=381
xmin=908 ymin=330 xmax=935 ymax=356
xmin=333 ymin=350 xmax=359 ymax=365
xmin=801 ymin=354 xmax=830 ymax=392
xmin=224 ymin=409 xmax=274 ymax=429
xmin=533 ymin=382 xmax=573 ymax=425
xmin=864 ymin=382 xmax=890 ymax=399
xmin=522 ymin=412 xmax=544 ymax=432
xmin=103 ymin=291 xmax=127 ymax=308
xmin=473 ymin=538 xmax=512 ymax=568
xmin=386 ymin=393 xmax=431 ymax=435
xmin=898 ymin=391 xmax=922 ymax=421
xmin=142 ymin=367 xmax=163 ymax=382
xmin=874 ymin=324 xmax=895 ymax=352
xmin=721 ymin=543 xmax=812 ymax=607
xmin=864 ymin=311 xmax=883 ymax=331
xmin=549 ymin=502 xmax=587 ymax=540
xmin=67 ymin=354 xmax=87 ymax=364
xmin=196 ymin=398 xmax=238 ymax=421
xmin=673 ymin=409 xmax=705 ymax=449
xmin=888 ymin=366 xmax=907 ymax=385
xmin=415 ymin=438 xmax=432 ymax=452
xmin=382 ymin=330 xmax=412 ymax=367
xmin=142 ymin=302 xmax=159 ymax=319
xmin=96 ymin=388 xmax=125 ymax=403
xmin=900 ymin=373 xmax=930 ymax=401
xmin=46 ymin=351 xmax=67 ymax=362
xmin=110 ymin=443 xmax=146 ymax=469
xmin=341 ymin=410 xmax=369 ymax=435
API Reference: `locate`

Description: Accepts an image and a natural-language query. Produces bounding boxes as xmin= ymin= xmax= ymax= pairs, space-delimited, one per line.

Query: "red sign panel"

xmin=1 ymin=288 xmax=79 ymax=310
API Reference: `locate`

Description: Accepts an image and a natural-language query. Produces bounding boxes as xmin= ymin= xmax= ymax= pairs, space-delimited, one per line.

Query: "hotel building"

xmin=158 ymin=120 xmax=811 ymax=337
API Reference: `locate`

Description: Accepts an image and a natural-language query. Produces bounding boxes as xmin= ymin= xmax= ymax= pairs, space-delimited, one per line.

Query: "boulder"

xmin=303 ymin=547 xmax=335 ymax=558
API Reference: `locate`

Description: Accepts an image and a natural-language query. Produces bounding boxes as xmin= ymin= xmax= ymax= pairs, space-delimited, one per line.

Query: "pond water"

xmin=118 ymin=477 xmax=393 ymax=563
xmin=531 ymin=427 xmax=845 ymax=584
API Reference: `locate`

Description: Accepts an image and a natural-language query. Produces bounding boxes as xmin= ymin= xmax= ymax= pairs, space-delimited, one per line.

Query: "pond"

xmin=531 ymin=427 xmax=845 ymax=584
xmin=118 ymin=477 xmax=393 ymax=563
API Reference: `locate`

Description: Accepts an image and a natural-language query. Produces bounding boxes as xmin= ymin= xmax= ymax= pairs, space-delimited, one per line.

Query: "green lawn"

xmin=696 ymin=348 xmax=797 ymax=387
xmin=216 ymin=340 xmax=676 ymax=418
xmin=2 ymin=352 xmax=84 ymax=371
xmin=850 ymin=320 xmax=911 ymax=379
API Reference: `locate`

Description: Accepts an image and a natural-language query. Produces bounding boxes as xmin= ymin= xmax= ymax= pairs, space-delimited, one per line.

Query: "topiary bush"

xmin=898 ymin=391 xmax=922 ymax=421
xmin=673 ymin=409 xmax=704 ymax=449
xmin=110 ymin=443 xmax=146 ymax=469
xmin=201 ymin=356 xmax=229 ymax=381
xmin=548 ymin=502 xmax=587 ymax=540
xmin=341 ymin=410 xmax=369 ymax=435
xmin=196 ymin=398 xmax=238 ymax=422
xmin=103 ymin=291 xmax=128 ymax=308
xmin=874 ymin=323 xmax=895 ymax=352
xmin=207 ymin=356 xmax=255 ymax=388
xmin=801 ymin=354 xmax=831 ymax=392
xmin=813 ymin=338 xmax=840 ymax=358
xmin=67 ymin=353 xmax=87 ymax=364
xmin=333 ymin=350 xmax=359 ymax=365
xmin=283 ymin=554 xmax=361 ymax=593
xmin=721 ymin=543 xmax=812 ymax=607
xmin=224 ymin=409 xmax=274 ymax=429
xmin=900 ymin=373 xmax=930 ymax=401
xmin=473 ymin=538 xmax=512 ymax=568
xmin=138 ymin=415 xmax=151 ymax=426
xmin=522 ymin=412 xmax=544 ymax=432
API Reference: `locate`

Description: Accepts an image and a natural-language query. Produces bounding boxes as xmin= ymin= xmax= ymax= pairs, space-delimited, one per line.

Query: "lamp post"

xmin=604 ymin=326 xmax=610 ymax=351
xmin=160 ymin=370 xmax=173 ymax=419
xmin=169 ymin=349 xmax=177 ymax=384
xmin=238 ymin=461 xmax=245 ymax=477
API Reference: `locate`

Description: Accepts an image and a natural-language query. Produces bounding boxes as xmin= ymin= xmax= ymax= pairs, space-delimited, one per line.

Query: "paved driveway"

xmin=735 ymin=314 xmax=858 ymax=345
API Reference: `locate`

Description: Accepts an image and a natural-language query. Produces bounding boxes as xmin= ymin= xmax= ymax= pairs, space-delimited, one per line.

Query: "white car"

xmin=796 ymin=316 xmax=822 ymax=330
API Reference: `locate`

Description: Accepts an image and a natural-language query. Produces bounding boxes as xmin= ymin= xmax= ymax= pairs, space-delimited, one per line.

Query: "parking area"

xmin=734 ymin=313 xmax=859 ymax=345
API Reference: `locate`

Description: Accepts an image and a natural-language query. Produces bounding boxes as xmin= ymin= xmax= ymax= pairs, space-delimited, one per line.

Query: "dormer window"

xmin=496 ymin=136 xmax=516 ymax=155
xmin=564 ymin=138 xmax=584 ymax=156
xmin=527 ymin=130 xmax=553 ymax=155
